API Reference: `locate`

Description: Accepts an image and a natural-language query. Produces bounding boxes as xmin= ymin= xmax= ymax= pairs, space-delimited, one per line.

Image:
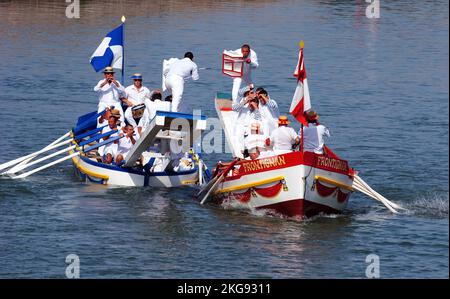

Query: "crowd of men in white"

xmin=92 ymin=45 xmax=330 ymax=166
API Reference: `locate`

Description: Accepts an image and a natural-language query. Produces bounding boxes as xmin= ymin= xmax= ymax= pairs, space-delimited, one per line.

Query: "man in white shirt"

xmin=244 ymin=122 xmax=265 ymax=150
xmin=232 ymin=86 xmax=263 ymax=154
xmin=232 ymin=44 xmax=258 ymax=101
xmin=115 ymin=124 xmax=139 ymax=165
xmin=245 ymin=146 xmax=261 ymax=161
xmin=99 ymin=115 xmax=120 ymax=164
xmin=268 ymin=116 xmax=300 ymax=155
xmin=163 ymin=52 xmax=199 ymax=113
xmin=300 ymin=110 xmax=330 ymax=154
xmin=255 ymin=87 xmax=279 ymax=136
xmin=122 ymin=73 xmax=153 ymax=127
xmin=94 ymin=66 xmax=126 ymax=125
xmin=138 ymin=92 xmax=170 ymax=136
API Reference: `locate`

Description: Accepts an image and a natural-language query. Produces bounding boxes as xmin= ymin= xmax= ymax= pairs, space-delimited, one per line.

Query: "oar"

xmin=14 ymin=131 xmax=72 ymax=170
xmin=12 ymin=152 xmax=81 ymax=179
xmin=1 ymin=126 xmax=110 ymax=175
xmin=354 ymin=175 xmax=404 ymax=210
xmin=199 ymin=159 xmax=238 ymax=205
xmin=4 ymin=144 xmax=77 ymax=175
xmin=0 ymin=131 xmax=71 ymax=172
xmin=198 ymin=159 xmax=203 ymax=186
xmin=352 ymin=175 xmax=404 ymax=213
xmin=352 ymin=181 xmax=398 ymax=213
xmin=12 ymin=135 xmax=123 ymax=179
xmin=73 ymin=125 xmax=107 ymax=140
xmin=78 ymin=129 xmax=118 ymax=147
xmin=197 ymin=165 xmax=222 ymax=197
xmin=0 ymin=138 xmax=73 ymax=174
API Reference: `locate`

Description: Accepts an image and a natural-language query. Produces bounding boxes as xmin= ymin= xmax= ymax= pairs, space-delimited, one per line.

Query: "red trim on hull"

xmin=222 ymin=151 xmax=352 ymax=183
xmin=256 ymin=199 xmax=342 ymax=218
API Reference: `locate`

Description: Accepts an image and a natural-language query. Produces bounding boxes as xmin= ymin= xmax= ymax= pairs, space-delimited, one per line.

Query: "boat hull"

xmin=212 ymin=151 xmax=354 ymax=218
xmin=71 ymin=153 xmax=199 ymax=187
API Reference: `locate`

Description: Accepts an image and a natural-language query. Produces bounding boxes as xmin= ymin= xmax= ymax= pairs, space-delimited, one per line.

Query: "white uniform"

xmin=232 ymin=48 xmax=258 ymax=101
xmin=259 ymin=97 xmax=279 ymax=136
xmin=123 ymin=85 xmax=151 ymax=127
xmin=98 ymin=126 xmax=119 ymax=158
xmin=244 ymin=133 xmax=267 ymax=152
xmin=259 ymin=150 xmax=275 ymax=158
xmin=232 ymin=99 xmax=263 ymax=154
xmin=138 ymin=99 xmax=171 ymax=133
xmin=270 ymin=126 xmax=299 ymax=155
xmin=299 ymin=123 xmax=330 ymax=154
xmin=164 ymin=57 xmax=199 ymax=113
xmin=116 ymin=133 xmax=139 ymax=159
xmin=94 ymin=80 xmax=125 ymax=124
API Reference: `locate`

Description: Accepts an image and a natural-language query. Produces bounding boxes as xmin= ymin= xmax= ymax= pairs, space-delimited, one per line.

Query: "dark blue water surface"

xmin=0 ymin=0 xmax=448 ymax=278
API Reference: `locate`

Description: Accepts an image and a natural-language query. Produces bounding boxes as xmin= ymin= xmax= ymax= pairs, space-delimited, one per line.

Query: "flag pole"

xmin=299 ymin=40 xmax=305 ymax=153
xmin=300 ymin=124 xmax=304 ymax=153
xmin=121 ymin=15 xmax=126 ymax=85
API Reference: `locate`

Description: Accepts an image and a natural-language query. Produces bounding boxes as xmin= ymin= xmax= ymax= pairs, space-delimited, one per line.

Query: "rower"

xmin=244 ymin=122 xmax=266 ymax=156
xmin=267 ymin=115 xmax=300 ymax=155
xmin=115 ymin=124 xmax=139 ymax=165
xmin=137 ymin=90 xmax=170 ymax=136
xmin=99 ymin=115 xmax=120 ymax=164
xmin=94 ymin=66 xmax=126 ymax=126
xmin=245 ymin=146 xmax=261 ymax=160
xmin=300 ymin=110 xmax=330 ymax=154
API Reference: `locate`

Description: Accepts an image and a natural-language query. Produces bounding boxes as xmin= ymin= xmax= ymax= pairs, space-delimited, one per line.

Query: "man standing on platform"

xmin=163 ymin=52 xmax=199 ymax=113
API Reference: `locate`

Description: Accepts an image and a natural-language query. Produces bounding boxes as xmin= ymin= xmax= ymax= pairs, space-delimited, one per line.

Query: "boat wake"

xmin=404 ymin=191 xmax=449 ymax=219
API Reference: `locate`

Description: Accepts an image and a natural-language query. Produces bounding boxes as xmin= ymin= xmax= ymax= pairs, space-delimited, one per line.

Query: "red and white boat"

xmin=201 ymin=42 xmax=402 ymax=218
xmin=209 ymin=93 xmax=355 ymax=219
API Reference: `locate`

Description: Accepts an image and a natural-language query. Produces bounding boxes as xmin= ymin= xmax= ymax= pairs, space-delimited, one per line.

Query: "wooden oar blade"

xmin=196 ymin=175 xmax=219 ymax=197
xmin=199 ymin=159 xmax=238 ymax=204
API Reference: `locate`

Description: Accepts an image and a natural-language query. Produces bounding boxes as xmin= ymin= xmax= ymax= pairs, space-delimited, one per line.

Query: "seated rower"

xmin=245 ymin=146 xmax=260 ymax=160
xmin=300 ymin=110 xmax=330 ymax=154
xmin=115 ymin=124 xmax=139 ymax=165
xmin=99 ymin=115 xmax=120 ymax=164
xmin=244 ymin=122 xmax=267 ymax=157
xmin=136 ymin=92 xmax=171 ymax=137
xmin=267 ymin=115 xmax=300 ymax=155
xmin=98 ymin=108 xmax=123 ymax=130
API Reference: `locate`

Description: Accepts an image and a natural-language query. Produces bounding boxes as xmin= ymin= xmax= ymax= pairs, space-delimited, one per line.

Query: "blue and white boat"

xmin=69 ymin=109 xmax=209 ymax=187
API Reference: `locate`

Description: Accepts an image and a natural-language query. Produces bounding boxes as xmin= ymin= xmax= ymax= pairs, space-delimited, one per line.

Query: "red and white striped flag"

xmin=289 ymin=41 xmax=311 ymax=126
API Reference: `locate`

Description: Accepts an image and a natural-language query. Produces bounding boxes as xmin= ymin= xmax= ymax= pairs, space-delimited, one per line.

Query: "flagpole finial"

xmin=299 ymin=40 xmax=304 ymax=49
xmin=121 ymin=15 xmax=126 ymax=23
